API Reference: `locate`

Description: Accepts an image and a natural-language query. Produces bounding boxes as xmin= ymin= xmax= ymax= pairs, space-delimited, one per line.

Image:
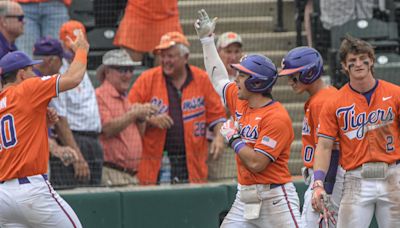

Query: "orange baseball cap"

xmin=59 ymin=20 xmax=86 ymax=46
xmin=154 ymin=32 xmax=190 ymax=53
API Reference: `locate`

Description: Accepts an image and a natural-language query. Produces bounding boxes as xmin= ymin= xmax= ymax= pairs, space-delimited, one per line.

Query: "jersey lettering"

xmin=302 ymin=117 xmax=311 ymax=135
xmin=0 ymin=114 xmax=18 ymax=150
xmin=336 ymin=104 xmax=394 ymax=139
xmin=150 ymin=97 xmax=168 ymax=114
xmin=182 ymin=97 xmax=204 ymax=111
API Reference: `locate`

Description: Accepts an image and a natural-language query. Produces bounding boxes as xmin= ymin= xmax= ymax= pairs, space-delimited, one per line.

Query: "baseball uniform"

xmin=0 ymin=75 xmax=82 ymax=228
xmin=318 ymin=80 xmax=400 ymax=227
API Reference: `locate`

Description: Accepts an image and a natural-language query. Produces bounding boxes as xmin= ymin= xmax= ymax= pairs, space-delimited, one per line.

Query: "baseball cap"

xmin=0 ymin=51 xmax=42 ymax=76
xmin=33 ymin=37 xmax=69 ymax=59
xmin=217 ymin=32 xmax=243 ymax=49
xmin=59 ymin=20 xmax=86 ymax=46
xmin=102 ymin=49 xmax=139 ymax=66
xmin=154 ymin=32 xmax=190 ymax=53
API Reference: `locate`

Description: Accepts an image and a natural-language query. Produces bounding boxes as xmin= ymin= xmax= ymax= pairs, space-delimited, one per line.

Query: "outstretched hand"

xmin=194 ymin=9 xmax=218 ymax=39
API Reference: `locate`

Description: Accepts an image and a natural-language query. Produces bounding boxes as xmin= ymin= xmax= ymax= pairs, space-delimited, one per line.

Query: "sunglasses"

xmin=109 ymin=66 xmax=135 ymax=74
xmin=5 ymin=15 xmax=24 ymax=22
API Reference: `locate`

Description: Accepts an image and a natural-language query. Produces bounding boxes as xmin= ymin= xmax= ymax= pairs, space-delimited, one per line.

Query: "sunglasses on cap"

xmin=109 ymin=66 xmax=135 ymax=74
xmin=5 ymin=15 xmax=24 ymax=22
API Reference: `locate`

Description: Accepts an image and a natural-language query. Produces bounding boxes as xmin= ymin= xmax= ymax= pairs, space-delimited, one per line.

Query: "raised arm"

xmin=194 ymin=9 xmax=230 ymax=97
xmin=58 ymin=30 xmax=90 ymax=92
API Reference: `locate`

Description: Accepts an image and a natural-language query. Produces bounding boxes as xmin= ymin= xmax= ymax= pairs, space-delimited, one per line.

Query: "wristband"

xmin=200 ymin=35 xmax=214 ymax=45
xmin=231 ymin=139 xmax=245 ymax=154
xmin=74 ymin=48 xmax=88 ymax=64
xmin=313 ymin=170 xmax=326 ymax=182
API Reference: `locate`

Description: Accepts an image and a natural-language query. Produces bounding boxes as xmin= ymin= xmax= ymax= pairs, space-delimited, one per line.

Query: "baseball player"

xmin=312 ymin=35 xmax=400 ymax=227
xmin=195 ymin=9 xmax=301 ymax=227
xmin=279 ymin=47 xmax=344 ymax=227
xmin=0 ymin=30 xmax=88 ymax=227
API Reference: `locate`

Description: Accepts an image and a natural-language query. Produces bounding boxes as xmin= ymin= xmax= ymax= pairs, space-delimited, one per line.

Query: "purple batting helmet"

xmin=231 ymin=54 xmax=278 ymax=93
xmin=279 ymin=46 xmax=323 ymax=84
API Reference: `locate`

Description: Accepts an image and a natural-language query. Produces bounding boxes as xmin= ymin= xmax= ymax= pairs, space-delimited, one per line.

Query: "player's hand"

xmin=220 ymin=120 xmax=241 ymax=146
xmin=72 ymin=155 xmax=90 ymax=182
xmin=67 ymin=29 xmax=89 ymax=53
xmin=129 ymin=103 xmax=158 ymax=122
xmin=209 ymin=132 xmax=225 ymax=160
xmin=194 ymin=9 xmax=217 ymax=39
xmin=312 ymin=180 xmax=336 ymax=226
xmin=147 ymin=113 xmax=174 ymax=129
xmin=46 ymin=107 xmax=59 ymax=126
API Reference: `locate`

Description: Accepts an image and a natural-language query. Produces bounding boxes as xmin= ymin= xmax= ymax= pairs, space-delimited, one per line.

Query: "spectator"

xmin=56 ymin=20 xmax=104 ymax=186
xmin=217 ymin=32 xmax=243 ymax=80
xmin=113 ymin=0 xmax=183 ymax=65
xmin=0 ymin=1 xmax=23 ymax=58
xmin=128 ymin=31 xmax=226 ymax=185
xmin=33 ymin=37 xmax=91 ymax=187
xmin=320 ymin=0 xmax=374 ymax=30
xmin=15 ymin=0 xmax=70 ymax=57
xmin=96 ymin=49 xmax=158 ymax=186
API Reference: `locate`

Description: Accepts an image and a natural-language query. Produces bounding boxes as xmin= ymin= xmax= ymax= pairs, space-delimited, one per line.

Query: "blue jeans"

xmin=16 ymin=0 xmax=69 ymax=57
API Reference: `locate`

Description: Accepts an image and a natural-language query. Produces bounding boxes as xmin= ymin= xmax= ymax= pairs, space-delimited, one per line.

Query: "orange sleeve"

xmin=254 ymin=117 xmax=292 ymax=161
xmin=128 ymin=72 xmax=149 ymax=103
xmin=318 ymin=100 xmax=339 ymax=140
xmin=18 ymin=75 xmax=59 ymax=108
xmin=203 ymin=76 xmax=226 ymax=128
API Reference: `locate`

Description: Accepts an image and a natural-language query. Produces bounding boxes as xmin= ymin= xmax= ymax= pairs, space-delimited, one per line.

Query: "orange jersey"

xmin=0 ymin=75 xmax=59 ymax=181
xmin=223 ymin=83 xmax=294 ymax=185
xmin=318 ymin=80 xmax=400 ymax=171
xmin=128 ymin=65 xmax=226 ymax=184
xmin=302 ymin=86 xmax=338 ymax=168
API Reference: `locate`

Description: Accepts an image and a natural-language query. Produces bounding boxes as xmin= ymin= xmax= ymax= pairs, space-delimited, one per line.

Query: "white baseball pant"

xmin=301 ymin=166 xmax=345 ymax=228
xmin=337 ymin=162 xmax=400 ymax=227
xmin=0 ymin=174 xmax=82 ymax=228
xmin=221 ymin=182 xmax=301 ymax=228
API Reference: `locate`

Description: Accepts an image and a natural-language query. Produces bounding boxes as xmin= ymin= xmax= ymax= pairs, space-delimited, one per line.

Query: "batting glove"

xmin=312 ymin=180 xmax=336 ymax=225
xmin=194 ymin=9 xmax=217 ymax=39
xmin=220 ymin=120 xmax=245 ymax=153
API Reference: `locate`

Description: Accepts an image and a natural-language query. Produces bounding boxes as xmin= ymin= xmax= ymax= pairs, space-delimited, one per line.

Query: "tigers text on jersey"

xmin=223 ymin=83 xmax=294 ymax=185
xmin=318 ymin=80 xmax=400 ymax=171
xmin=302 ymin=86 xmax=338 ymax=168
xmin=0 ymin=75 xmax=59 ymax=181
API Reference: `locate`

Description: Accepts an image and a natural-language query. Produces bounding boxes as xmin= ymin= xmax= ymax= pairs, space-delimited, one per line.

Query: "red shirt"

xmin=96 ymin=80 xmax=142 ymax=170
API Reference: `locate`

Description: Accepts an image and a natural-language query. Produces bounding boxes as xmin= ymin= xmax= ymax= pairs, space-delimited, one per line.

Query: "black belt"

xmin=103 ymin=162 xmax=137 ymax=176
xmin=270 ymin=184 xmax=282 ymax=189
xmin=0 ymin=174 xmax=48 ymax=184
xmin=72 ymin=130 xmax=100 ymax=137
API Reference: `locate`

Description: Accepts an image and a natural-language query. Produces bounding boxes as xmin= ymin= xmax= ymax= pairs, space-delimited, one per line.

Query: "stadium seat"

xmin=86 ymin=27 xmax=118 ymax=70
xmin=330 ymin=18 xmax=399 ymax=51
xmin=328 ymin=18 xmax=400 ymax=87
xmin=68 ymin=0 xmax=95 ymax=30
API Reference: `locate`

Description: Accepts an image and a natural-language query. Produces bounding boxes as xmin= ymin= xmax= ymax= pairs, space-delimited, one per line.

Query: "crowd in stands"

xmin=0 ymin=0 xmax=245 ymax=189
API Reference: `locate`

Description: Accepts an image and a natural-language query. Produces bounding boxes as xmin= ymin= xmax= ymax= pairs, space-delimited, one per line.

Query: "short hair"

xmin=339 ymin=35 xmax=375 ymax=63
xmin=0 ymin=1 xmax=11 ymax=17
xmin=176 ymin=43 xmax=190 ymax=57
xmin=1 ymin=69 xmax=18 ymax=85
